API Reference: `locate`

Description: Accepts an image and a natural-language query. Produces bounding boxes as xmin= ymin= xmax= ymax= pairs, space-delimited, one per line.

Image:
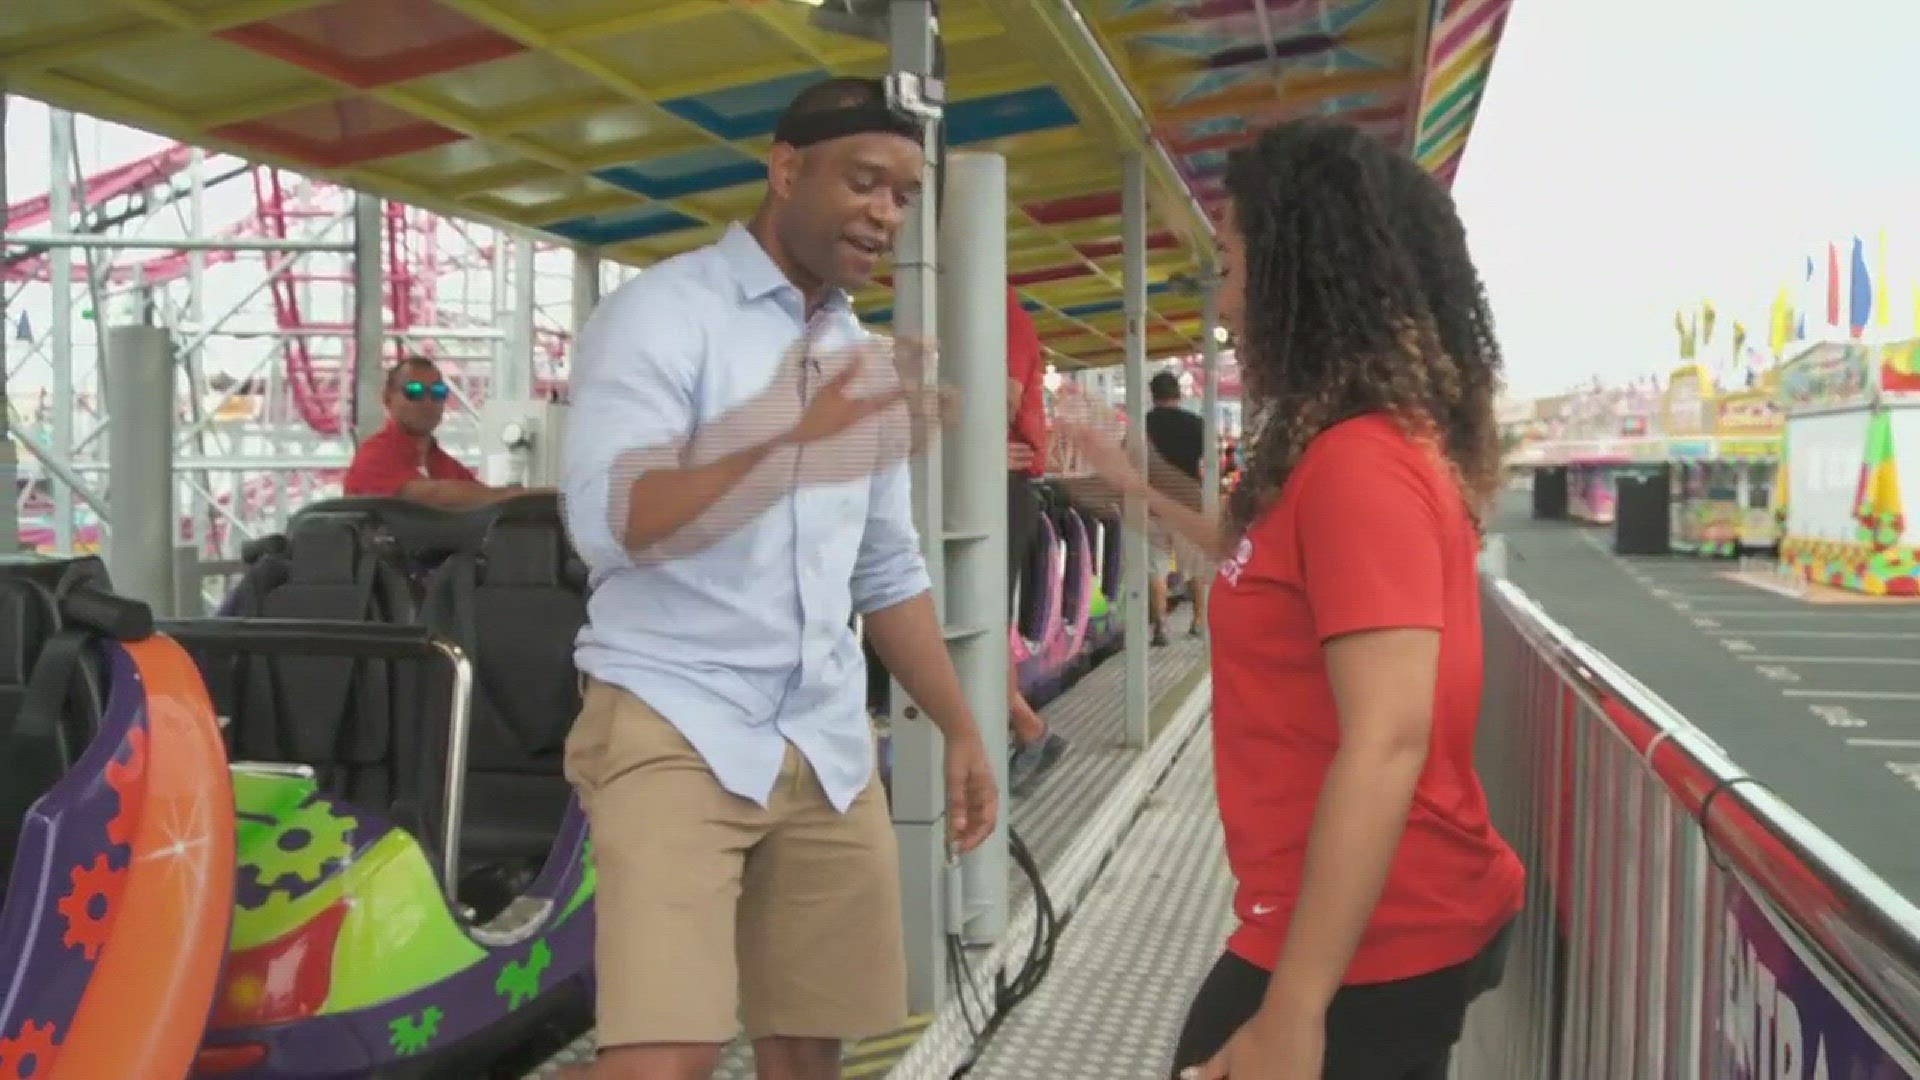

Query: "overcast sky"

xmin=1453 ymin=0 xmax=1920 ymax=397
xmin=5 ymin=0 xmax=1918 ymax=403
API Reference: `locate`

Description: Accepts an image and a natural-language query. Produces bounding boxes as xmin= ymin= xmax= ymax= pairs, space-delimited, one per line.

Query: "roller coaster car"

xmin=1010 ymin=488 xmax=1065 ymax=706
xmin=1085 ymin=504 xmax=1123 ymax=659
xmin=186 ymin=492 xmax=595 ymax=1078
xmin=0 ymin=555 xmax=237 ymax=1080
xmin=1012 ymin=484 xmax=1122 ymax=707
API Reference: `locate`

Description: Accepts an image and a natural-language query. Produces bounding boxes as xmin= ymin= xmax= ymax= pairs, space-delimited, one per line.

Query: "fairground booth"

xmin=1662 ymin=364 xmax=1784 ymax=557
xmin=1555 ymin=385 xmax=1666 ymax=525
xmin=1775 ymin=340 xmax=1920 ymax=594
xmin=1713 ymin=373 xmax=1787 ymax=552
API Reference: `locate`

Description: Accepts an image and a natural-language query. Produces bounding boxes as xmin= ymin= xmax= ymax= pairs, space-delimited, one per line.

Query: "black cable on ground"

xmin=946 ymin=825 xmax=1060 ymax=1078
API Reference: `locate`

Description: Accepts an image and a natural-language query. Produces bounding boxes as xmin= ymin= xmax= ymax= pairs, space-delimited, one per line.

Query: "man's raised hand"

xmin=784 ymin=352 xmax=905 ymax=447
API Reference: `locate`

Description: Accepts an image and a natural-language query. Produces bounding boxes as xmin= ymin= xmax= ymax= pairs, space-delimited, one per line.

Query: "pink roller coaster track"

xmin=6 ymin=140 xmax=570 ymax=436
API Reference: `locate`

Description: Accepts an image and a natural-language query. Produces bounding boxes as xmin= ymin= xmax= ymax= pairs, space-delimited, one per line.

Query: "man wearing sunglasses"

xmin=343 ymin=355 xmax=530 ymax=509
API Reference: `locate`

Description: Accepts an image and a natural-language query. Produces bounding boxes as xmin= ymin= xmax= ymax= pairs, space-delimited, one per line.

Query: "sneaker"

xmin=1009 ymin=731 xmax=1070 ymax=796
xmin=1151 ymin=627 xmax=1169 ymax=647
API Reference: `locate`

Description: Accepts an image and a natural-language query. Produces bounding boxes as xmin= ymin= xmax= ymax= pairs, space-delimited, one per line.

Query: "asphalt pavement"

xmin=1495 ymin=498 xmax=1920 ymax=904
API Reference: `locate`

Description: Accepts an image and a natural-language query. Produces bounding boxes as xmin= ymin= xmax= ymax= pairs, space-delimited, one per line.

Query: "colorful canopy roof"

xmin=2 ymin=0 xmax=1514 ymax=366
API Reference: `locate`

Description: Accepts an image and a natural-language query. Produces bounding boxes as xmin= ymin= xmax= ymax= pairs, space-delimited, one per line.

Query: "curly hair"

xmin=1221 ymin=119 xmax=1505 ymax=536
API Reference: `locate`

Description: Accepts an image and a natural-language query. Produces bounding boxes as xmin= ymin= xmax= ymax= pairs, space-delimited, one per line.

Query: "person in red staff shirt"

xmin=344 ymin=356 xmax=537 ymax=509
xmin=1004 ymin=286 xmax=1068 ymax=793
xmin=1058 ymin=119 xmax=1522 ymax=1080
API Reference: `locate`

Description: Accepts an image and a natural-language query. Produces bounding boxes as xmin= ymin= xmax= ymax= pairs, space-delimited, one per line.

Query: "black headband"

xmin=773 ymin=102 xmax=922 ymax=149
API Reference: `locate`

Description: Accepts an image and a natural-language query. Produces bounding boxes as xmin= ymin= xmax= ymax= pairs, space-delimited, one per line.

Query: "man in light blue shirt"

xmin=558 ymin=77 xmax=997 ymax=1080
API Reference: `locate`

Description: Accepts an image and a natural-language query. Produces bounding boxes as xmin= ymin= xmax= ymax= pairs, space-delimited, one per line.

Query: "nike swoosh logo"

xmin=1251 ymin=903 xmax=1276 ymax=916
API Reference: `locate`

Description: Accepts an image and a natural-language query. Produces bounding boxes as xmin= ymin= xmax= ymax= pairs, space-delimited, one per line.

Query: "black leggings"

xmin=1169 ymin=927 xmax=1510 ymax=1080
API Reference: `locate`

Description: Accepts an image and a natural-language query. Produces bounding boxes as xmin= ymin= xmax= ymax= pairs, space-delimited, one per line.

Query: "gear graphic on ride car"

xmin=241 ymin=796 xmax=355 ymax=891
xmin=0 ymin=1020 xmax=61 ymax=1079
xmin=102 ymin=726 xmax=147 ymax=848
xmin=237 ymin=882 xmax=313 ymax=929
xmin=57 ymin=855 xmax=123 ymax=960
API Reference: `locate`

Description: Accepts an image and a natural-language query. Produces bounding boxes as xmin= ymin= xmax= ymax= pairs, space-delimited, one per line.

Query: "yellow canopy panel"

xmin=1 ymin=0 xmax=1514 ymax=368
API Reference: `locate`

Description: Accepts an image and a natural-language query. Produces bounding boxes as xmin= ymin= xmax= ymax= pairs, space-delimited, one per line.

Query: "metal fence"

xmin=1457 ymin=567 xmax=1920 ymax=1079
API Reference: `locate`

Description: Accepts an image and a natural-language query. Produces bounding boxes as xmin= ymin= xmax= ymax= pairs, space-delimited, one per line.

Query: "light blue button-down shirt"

xmin=561 ymin=222 xmax=931 ymax=811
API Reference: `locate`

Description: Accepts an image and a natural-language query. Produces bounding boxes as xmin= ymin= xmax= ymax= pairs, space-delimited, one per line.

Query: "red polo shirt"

xmin=342 ymin=420 xmax=477 ymax=498
xmin=1006 ymin=287 xmax=1048 ymax=478
xmin=1208 ymin=412 xmax=1523 ymax=985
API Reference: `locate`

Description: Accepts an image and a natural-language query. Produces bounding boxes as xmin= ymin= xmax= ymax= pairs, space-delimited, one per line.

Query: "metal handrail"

xmin=155 ymin=618 xmax=474 ymax=907
xmin=1485 ymin=574 xmax=1920 ymax=1058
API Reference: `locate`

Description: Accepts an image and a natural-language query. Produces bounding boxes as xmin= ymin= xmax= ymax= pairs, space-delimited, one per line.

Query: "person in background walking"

xmin=1143 ymin=369 xmax=1208 ymax=643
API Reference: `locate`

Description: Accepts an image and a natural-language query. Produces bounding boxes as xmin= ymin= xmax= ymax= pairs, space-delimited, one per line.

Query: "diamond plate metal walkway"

xmin=966 ymin=735 xmax=1231 ymax=1080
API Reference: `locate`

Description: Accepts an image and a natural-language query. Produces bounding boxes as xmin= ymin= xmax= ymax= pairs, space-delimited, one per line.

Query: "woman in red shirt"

xmin=1060 ymin=120 xmax=1524 ymax=1080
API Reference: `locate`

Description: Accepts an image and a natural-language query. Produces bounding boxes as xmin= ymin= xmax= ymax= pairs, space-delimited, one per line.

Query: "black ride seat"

xmin=1098 ymin=510 xmax=1122 ymax=602
xmin=0 ymin=557 xmax=117 ymax=897
xmin=1052 ymin=506 xmax=1088 ymax=616
xmin=205 ymin=510 xmax=434 ymax=837
xmin=420 ymin=494 xmax=584 ymax=887
xmin=290 ymin=496 xmax=498 ymax=596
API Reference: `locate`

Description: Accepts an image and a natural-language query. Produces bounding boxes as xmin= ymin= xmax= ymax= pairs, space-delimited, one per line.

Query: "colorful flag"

xmin=1876 ymin=230 xmax=1890 ymax=327
xmin=1828 ymin=243 xmax=1842 ymax=326
xmin=1849 ymin=236 xmax=1872 ymax=338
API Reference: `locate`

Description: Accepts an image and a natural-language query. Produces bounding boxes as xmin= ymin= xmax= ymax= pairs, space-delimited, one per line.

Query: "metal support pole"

xmin=351 ymin=194 xmax=385 ymax=441
xmin=183 ymin=148 xmax=219 ymax=559
xmin=941 ymin=150 xmax=1009 ymax=945
xmin=0 ymin=91 xmax=12 ymax=555
xmin=1200 ymin=278 xmax=1222 ymax=518
xmin=886 ymin=0 xmax=950 ymax=1015
xmin=1121 ymin=151 xmax=1151 ymax=749
xmin=572 ymin=243 xmax=602 ymax=339
xmin=1196 ymin=275 xmax=1221 ymax=642
xmin=2 ymin=234 xmax=355 ymax=253
xmin=500 ymin=235 xmax=537 ymax=402
xmin=50 ymin=111 xmax=76 ymax=553
xmin=106 ymin=325 xmax=175 ymax=614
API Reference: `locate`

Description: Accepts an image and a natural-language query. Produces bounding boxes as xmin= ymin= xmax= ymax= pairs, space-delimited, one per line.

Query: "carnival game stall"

xmin=1776 ymin=340 xmax=1920 ymax=595
xmin=1565 ymin=385 xmax=1666 ymax=525
xmin=1712 ymin=374 xmax=1786 ymax=552
xmin=1661 ymin=365 xmax=1736 ymax=556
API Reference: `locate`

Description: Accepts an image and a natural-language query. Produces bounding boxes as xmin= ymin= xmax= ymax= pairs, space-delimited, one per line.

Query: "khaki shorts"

xmin=1150 ymin=535 xmax=1209 ymax=586
xmin=564 ymin=678 xmax=907 ymax=1046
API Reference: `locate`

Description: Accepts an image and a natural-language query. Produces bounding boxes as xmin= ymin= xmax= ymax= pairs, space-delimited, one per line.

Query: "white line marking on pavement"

xmin=1682 ymin=610 xmax=1920 ymax=618
xmin=1784 ymin=690 xmax=1920 ymax=701
xmin=1809 ymin=704 xmax=1869 ymax=728
xmin=1704 ymin=630 xmax=1920 ymax=639
xmin=1737 ymin=655 xmax=1920 ymax=666
xmin=1732 ymin=576 xmax=1809 ymax=599
xmin=1846 ymin=737 xmax=1920 ymax=749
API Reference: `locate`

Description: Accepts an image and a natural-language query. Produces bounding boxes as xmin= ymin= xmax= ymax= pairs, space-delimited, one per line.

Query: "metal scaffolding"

xmin=0 ymin=103 xmax=587 ymax=604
